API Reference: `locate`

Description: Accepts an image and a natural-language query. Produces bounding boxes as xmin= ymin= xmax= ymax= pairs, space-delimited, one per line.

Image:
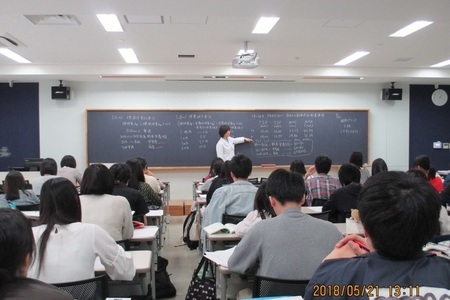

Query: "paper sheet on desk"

xmin=204 ymin=246 xmax=235 ymax=268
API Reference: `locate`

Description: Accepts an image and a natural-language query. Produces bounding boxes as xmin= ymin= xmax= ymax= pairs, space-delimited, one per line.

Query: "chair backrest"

xmin=310 ymin=210 xmax=330 ymax=221
xmin=16 ymin=203 xmax=40 ymax=211
xmin=311 ymin=198 xmax=327 ymax=206
xmin=247 ymin=177 xmax=259 ymax=184
xmin=253 ymin=275 xmax=309 ymax=297
xmin=53 ymin=275 xmax=108 ymax=300
xmin=222 ymin=213 xmax=246 ymax=225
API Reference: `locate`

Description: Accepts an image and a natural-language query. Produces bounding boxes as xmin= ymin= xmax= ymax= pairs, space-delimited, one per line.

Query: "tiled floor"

xmin=162 ymin=215 xmax=201 ymax=300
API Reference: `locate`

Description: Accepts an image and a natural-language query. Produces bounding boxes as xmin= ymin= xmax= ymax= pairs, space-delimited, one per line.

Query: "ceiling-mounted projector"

xmin=232 ymin=41 xmax=260 ymax=69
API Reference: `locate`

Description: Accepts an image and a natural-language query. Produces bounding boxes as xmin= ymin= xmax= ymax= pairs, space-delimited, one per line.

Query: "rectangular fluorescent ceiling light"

xmin=389 ymin=21 xmax=433 ymax=37
xmin=97 ymin=14 xmax=123 ymax=32
xmin=118 ymin=48 xmax=139 ymax=63
xmin=0 ymin=48 xmax=31 ymax=63
xmin=431 ymin=59 xmax=450 ymax=68
xmin=252 ymin=17 xmax=279 ymax=34
xmin=334 ymin=51 xmax=370 ymax=66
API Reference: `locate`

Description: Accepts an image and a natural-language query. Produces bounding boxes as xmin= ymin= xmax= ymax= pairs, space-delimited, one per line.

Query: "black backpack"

xmin=145 ymin=256 xmax=177 ymax=299
xmin=182 ymin=210 xmax=200 ymax=250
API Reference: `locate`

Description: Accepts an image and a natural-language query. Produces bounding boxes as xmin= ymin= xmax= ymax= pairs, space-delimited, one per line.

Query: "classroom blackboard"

xmin=87 ymin=110 xmax=369 ymax=167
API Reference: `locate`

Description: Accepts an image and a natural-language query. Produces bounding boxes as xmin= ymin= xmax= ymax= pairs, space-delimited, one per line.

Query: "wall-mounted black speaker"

xmin=51 ymin=86 xmax=70 ymax=100
xmin=382 ymin=88 xmax=402 ymax=100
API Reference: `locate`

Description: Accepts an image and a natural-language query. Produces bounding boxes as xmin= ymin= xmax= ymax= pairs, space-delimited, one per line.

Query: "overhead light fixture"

xmin=334 ymin=51 xmax=370 ymax=66
xmin=252 ymin=17 xmax=279 ymax=34
xmin=430 ymin=59 xmax=450 ymax=68
xmin=0 ymin=48 xmax=31 ymax=63
xmin=118 ymin=48 xmax=139 ymax=63
xmin=97 ymin=14 xmax=123 ymax=32
xmin=389 ymin=21 xmax=433 ymax=37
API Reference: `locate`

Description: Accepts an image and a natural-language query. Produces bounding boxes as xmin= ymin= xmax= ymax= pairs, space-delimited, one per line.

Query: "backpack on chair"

xmin=182 ymin=210 xmax=200 ymax=250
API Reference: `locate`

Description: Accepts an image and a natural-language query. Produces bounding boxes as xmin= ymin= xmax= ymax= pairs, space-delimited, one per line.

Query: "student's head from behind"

xmin=230 ymin=154 xmax=252 ymax=180
xmin=358 ymin=171 xmax=440 ymax=260
xmin=338 ymin=163 xmax=361 ymax=186
xmin=126 ymin=159 xmax=146 ymax=189
xmin=290 ymin=159 xmax=306 ymax=176
xmin=40 ymin=158 xmax=57 ymax=176
xmin=39 ymin=177 xmax=81 ymax=225
xmin=406 ymin=168 xmax=428 ymax=181
xmin=135 ymin=157 xmax=148 ymax=170
xmin=253 ymin=181 xmax=276 ymax=217
xmin=266 ymin=169 xmax=305 ymax=211
xmin=349 ymin=151 xmax=363 ymax=168
xmin=0 ymin=208 xmax=34 ymax=282
xmin=211 ymin=158 xmax=224 ymax=177
xmin=218 ymin=124 xmax=231 ymax=138
xmin=314 ymin=155 xmax=332 ymax=174
xmin=60 ymin=155 xmax=77 ymax=168
xmin=371 ymin=158 xmax=388 ymax=176
xmin=218 ymin=161 xmax=233 ymax=182
xmin=413 ymin=154 xmax=431 ymax=172
xmin=4 ymin=170 xmax=27 ymax=200
xmin=110 ymin=163 xmax=132 ymax=184
xmin=37 ymin=177 xmax=81 ymax=274
xmin=80 ymin=163 xmax=114 ymax=195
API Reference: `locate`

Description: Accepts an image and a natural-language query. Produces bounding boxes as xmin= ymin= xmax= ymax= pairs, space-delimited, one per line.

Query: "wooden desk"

xmin=95 ymin=250 xmax=151 ymax=296
xmin=131 ymin=226 xmax=159 ymax=300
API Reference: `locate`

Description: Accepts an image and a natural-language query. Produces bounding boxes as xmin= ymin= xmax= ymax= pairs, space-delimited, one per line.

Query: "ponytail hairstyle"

xmin=35 ymin=178 xmax=81 ymax=275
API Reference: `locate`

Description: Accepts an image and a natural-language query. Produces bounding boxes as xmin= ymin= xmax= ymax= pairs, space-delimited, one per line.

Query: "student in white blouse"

xmin=28 ymin=177 xmax=135 ymax=283
xmin=215 ymin=124 xmax=252 ymax=161
xmin=235 ymin=181 xmax=276 ymax=237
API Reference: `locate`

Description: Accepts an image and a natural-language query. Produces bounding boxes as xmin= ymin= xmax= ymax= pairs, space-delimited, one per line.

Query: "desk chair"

xmin=222 ymin=213 xmax=246 ymax=225
xmin=53 ymin=274 xmax=108 ymax=300
xmin=253 ymin=275 xmax=309 ymax=297
xmin=311 ymin=198 xmax=327 ymax=206
xmin=16 ymin=203 xmax=40 ymax=211
xmin=309 ymin=210 xmax=331 ymax=221
xmin=247 ymin=177 xmax=259 ymax=184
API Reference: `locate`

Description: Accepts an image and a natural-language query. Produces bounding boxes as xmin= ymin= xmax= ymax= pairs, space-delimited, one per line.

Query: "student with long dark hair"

xmin=79 ymin=164 xmax=133 ymax=241
xmin=0 ymin=208 xmax=73 ymax=299
xmin=371 ymin=158 xmax=388 ymax=176
xmin=28 ymin=178 xmax=134 ymax=283
xmin=0 ymin=170 xmax=39 ymax=207
xmin=126 ymin=159 xmax=162 ymax=208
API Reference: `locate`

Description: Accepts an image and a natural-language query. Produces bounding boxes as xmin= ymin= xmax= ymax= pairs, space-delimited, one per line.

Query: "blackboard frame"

xmin=86 ymin=109 xmax=369 ymax=169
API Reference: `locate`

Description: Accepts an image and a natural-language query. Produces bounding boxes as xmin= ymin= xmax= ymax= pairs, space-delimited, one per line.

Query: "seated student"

xmin=322 ymin=163 xmax=361 ymax=223
xmin=79 ymin=164 xmax=134 ymax=241
xmin=57 ymin=155 xmax=83 ymax=187
xmin=406 ymin=169 xmax=450 ymax=235
xmin=136 ymin=157 xmax=163 ymax=194
xmin=428 ymin=167 xmax=444 ymax=193
xmin=349 ymin=151 xmax=370 ymax=184
xmin=126 ymin=159 xmax=162 ymax=208
xmin=30 ymin=158 xmax=59 ymax=196
xmin=371 ymin=157 xmax=388 ymax=176
xmin=235 ymin=181 xmax=276 ymax=237
xmin=202 ymin=155 xmax=257 ymax=244
xmin=0 ymin=170 xmax=39 ymax=207
xmin=28 ymin=178 xmax=135 ymax=283
xmin=200 ymin=158 xmax=223 ymax=193
xmin=206 ymin=161 xmax=233 ymax=205
xmin=0 ymin=208 xmax=73 ymax=299
xmin=304 ymin=155 xmax=341 ymax=205
xmin=110 ymin=163 xmax=149 ymax=221
xmin=290 ymin=159 xmax=307 ymax=177
xmin=304 ymin=171 xmax=450 ymax=299
xmin=228 ymin=169 xmax=342 ymax=279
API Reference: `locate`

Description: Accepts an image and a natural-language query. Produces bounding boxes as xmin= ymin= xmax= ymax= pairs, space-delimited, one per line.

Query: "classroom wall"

xmin=38 ymin=80 xmax=410 ymax=200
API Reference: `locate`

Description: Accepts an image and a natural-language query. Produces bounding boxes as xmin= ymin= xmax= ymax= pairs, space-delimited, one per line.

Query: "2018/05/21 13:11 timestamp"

xmin=312 ymin=284 xmax=420 ymax=297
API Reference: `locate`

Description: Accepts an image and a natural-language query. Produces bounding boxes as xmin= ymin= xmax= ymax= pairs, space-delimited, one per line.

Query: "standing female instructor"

xmin=215 ymin=124 xmax=252 ymax=161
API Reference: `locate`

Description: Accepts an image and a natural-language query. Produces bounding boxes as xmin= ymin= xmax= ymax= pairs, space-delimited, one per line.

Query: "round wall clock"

xmin=432 ymin=89 xmax=448 ymax=106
